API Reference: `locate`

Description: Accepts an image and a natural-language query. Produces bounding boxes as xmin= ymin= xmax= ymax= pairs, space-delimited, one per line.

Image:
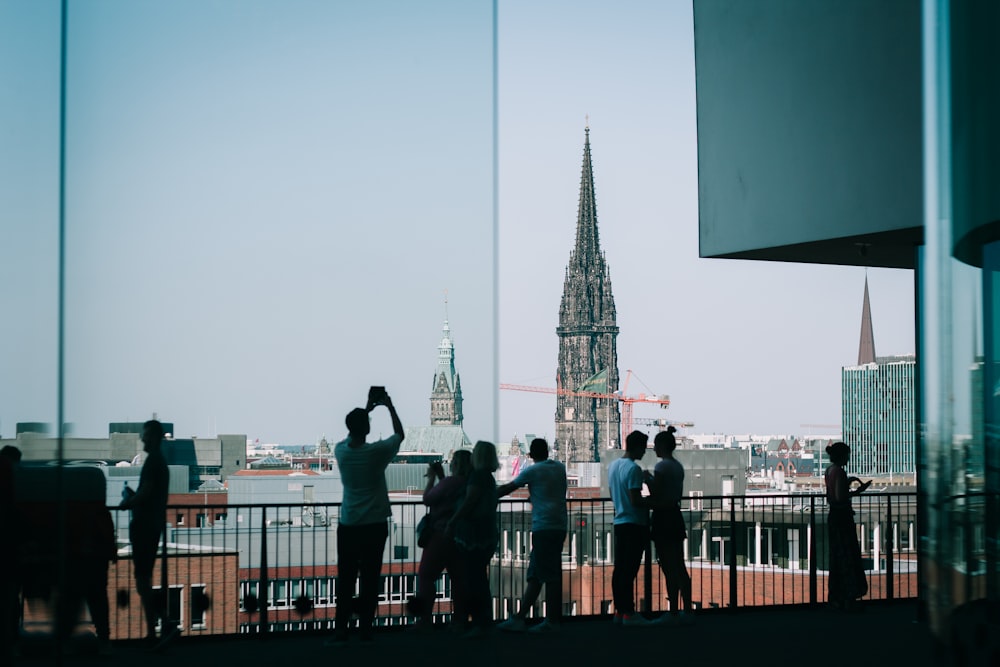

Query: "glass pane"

xmin=56 ymin=1 xmax=495 ymax=445
xmin=0 ymin=3 xmax=60 ymax=443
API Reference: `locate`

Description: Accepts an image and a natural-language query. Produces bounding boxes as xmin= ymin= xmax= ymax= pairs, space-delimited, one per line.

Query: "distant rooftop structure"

xmin=858 ymin=276 xmax=876 ymax=365
xmin=401 ymin=425 xmax=471 ymax=457
xmin=430 ymin=303 xmax=464 ymax=426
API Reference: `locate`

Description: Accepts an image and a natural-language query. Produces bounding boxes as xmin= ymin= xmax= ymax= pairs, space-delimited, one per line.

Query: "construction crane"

xmin=500 ymin=369 xmax=682 ymax=447
xmin=633 ymin=417 xmax=695 ymax=430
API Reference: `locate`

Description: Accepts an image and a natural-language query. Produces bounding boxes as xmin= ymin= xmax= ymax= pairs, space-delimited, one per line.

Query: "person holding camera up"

xmin=407 ymin=449 xmax=472 ymax=630
xmin=327 ymin=387 xmax=404 ymax=646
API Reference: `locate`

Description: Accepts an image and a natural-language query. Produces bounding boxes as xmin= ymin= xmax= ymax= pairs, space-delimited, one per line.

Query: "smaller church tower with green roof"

xmin=430 ymin=316 xmax=464 ymax=426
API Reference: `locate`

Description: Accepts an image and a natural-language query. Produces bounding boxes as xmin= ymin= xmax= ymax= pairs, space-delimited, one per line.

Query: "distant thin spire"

xmin=858 ymin=275 xmax=876 ymax=365
xmin=443 ymin=288 xmax=449 ymax=329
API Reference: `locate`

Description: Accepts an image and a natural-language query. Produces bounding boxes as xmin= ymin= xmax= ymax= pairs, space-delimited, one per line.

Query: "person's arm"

xmin=421 ymin=465 xmax=439 ymax=503
xmin=385 ymin=395 xmax=404 ymax=442
xmin=497 ymin=469 xmax=528 ymax=498
xmin=120 ymin=467 xmax=155 ymax=509
xmin=847 ymin=476 xmax=873 ymax=494
xmin=830 ymin=467 xmax=849 ymax=504
xmin=646 ymin=469 xmax=667 ymax=510
xmin=626 ymin=464 xmax=650 ymax=510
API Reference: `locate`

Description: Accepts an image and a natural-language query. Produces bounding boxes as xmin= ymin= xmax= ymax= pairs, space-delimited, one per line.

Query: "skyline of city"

xmin=1 ymin=1 xmax=915 ymax=446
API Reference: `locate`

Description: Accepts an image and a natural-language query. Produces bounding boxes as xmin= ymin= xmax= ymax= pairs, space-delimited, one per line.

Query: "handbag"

xmin=416 ymin=514 xmax=433 ymax=548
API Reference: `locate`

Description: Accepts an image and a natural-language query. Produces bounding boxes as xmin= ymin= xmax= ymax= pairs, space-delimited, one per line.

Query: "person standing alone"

xmin=119 ymin=419 xmax=175 ymax=649
xmin=328 ymin=387 xmax=404 ymax=645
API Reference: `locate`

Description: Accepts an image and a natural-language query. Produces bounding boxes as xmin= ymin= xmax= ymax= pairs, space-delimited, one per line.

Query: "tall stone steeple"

xmin=430 ymin=302 xmax=464 ymax=425
xmin=858 ymin=276 xmax=876 ymax=365
xmin=555 ymin=126 xmax=621 ymax=462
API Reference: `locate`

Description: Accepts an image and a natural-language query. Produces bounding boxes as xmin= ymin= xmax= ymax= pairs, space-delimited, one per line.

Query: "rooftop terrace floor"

xmin=18 ymin=600 xmax=952 ymax=667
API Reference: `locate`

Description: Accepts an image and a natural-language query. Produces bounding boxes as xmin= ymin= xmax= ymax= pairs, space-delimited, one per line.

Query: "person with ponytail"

xmin=649 ymin=426 xmax=693 ymax=625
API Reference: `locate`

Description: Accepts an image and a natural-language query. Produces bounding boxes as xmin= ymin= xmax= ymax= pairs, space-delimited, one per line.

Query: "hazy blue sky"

xmin=1 ymin=1 xmax=914 ymax=447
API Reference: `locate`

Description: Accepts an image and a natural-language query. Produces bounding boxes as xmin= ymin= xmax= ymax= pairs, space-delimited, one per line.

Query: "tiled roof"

xmin=400 ymin=425 xmax=472 ymax=455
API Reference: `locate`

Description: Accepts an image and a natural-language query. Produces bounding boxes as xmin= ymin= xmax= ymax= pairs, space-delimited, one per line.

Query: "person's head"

xmin=826 ymin=441 xmax=851 ymax=466
xmin=471 ymin=440 xmax=500 ymax=472
xmin=653 ymin=426 xmax=678 ymax=457
xmin=450 ymin=449 xmax=473 ymax=477
xmin=141 ymin=420 xmax=164 ymax=452
xmin=0 ymin=445 xmax=22 ymax=463
xmin=529 ymin=438 xmax=549 ymax=462
xmin=345 ymin=408 xmax=370 ymax=439
xmin=624 ymin=430 xmax=648 ymax=460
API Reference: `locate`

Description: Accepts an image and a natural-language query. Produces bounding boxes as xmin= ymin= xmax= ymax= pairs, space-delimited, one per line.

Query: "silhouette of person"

xmin=407 ymin=449 xmax=471 ymax=630
xmin=327 ymin=388 xmax=404 ymax=645
xmin=445 ymin=440 xmax=499 ymax=637
xmin=119 ymin=419 xmax=175 ymax=648
xmin=0 ymin=445 xmax=21 ymax=664
xmin=608 ymin=430 xmax=652 ymax=626
xmin=496 ymin=438 xmax=567 ymax=633
xmin=649 ymin=427 xmax=693 ymax=625
xmin=824 ymin=441 xmax=871 ymax=611
xmin=58 ymin=489 xmax=117 ymax=655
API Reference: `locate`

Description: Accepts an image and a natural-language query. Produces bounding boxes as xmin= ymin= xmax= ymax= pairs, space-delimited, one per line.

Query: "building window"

xmin=153 ymin=586 xmax=183 ymax=631
xmin=272 ymin=580 xmax=289 ymax=608
xmin=688 ymin=491 xmax=703 ymax=511
xmin=240 ymin=582 xmax=259 ymax=611
xmin=190 ymin=585 xmax=207 ymax=630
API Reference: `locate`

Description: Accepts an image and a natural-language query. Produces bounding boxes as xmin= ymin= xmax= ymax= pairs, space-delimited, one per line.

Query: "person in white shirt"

xmin=649 ymin=427 xmax=693 ymax=625
xmin=328 ymin=388 xmax=404 ymax=645
xmin=496 ymin=438 xmax=568 ymax=633
xmin=608 ymin=430 xmax=652 ymax=626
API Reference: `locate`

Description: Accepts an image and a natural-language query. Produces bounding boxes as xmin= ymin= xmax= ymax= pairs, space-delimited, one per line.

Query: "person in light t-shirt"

xmin=496 ymin=438 xmax=568 ymax=633
xmin=607 ymin=430 xmax=652 ymax=626
xmin=328 ymin=389 xmax=404 ymax=645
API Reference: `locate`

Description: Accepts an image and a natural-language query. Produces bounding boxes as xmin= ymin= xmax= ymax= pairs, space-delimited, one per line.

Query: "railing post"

xmin=160 ymin=522 xmax=170 ymax=627
xmin=886 ymin=494 xmax=894 ymax=600
xmin=809 ymin=495 xmax=817 ymax=605
xmin=643 ymin=533 xmax=653 ymax=615
xmin=260 ymin=506 xmax=269 ymax=637
xmin=728 ymin=501 xmax=737 ymax=610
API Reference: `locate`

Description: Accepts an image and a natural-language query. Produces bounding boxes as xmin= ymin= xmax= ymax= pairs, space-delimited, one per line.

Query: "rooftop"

xmin=18 ymin=601 xmax=942 ymax=666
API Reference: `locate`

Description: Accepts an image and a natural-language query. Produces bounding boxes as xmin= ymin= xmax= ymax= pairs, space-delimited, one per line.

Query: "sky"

xmin=0 ymin=0 xmax=915 ymax=447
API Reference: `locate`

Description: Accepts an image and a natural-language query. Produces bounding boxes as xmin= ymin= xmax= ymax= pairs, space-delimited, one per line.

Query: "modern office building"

xmin=842 ymin=279 xmax=917 ymax=475
xmin=555 ymin=127 xmax=621 ymax=463
xmin=692 ymin=0 xmax=999 ymax=648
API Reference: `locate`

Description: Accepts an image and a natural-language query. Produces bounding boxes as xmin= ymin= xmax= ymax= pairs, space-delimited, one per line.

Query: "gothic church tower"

xmin=555 ymin=127 xmax=620 ymax=462
xmin=430 ymin=316 xmax=464 ymax=425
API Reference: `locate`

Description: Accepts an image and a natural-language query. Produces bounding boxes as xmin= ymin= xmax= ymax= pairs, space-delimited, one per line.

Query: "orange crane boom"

xmin=500 ymin=369 xmax=679 ymax=447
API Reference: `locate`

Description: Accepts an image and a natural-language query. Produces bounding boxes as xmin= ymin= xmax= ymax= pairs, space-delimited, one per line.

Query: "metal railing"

xmin=22 ymin=491 xmax=918 ymax=640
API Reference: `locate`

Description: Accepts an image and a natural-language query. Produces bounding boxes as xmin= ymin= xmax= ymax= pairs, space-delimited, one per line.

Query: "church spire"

xmin=858 ymin=275 xmax=876 ymax=365
xmin=555 ymin=126 xmax=620 ymax=462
